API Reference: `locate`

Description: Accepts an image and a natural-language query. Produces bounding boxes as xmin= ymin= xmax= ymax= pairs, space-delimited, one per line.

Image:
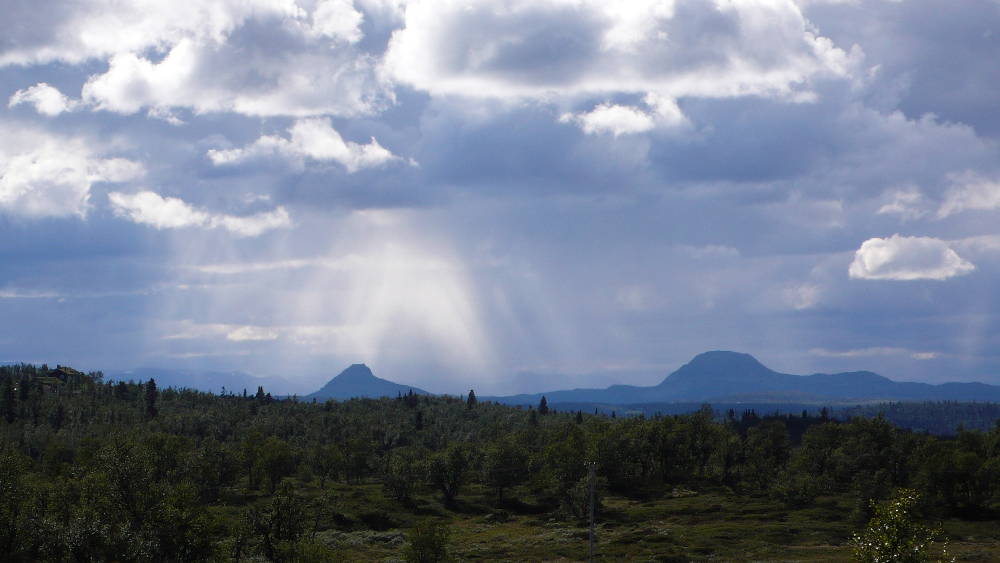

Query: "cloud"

xmin=938 ymin=171 xmax=1000 ymax=218
xmin=561 ymin=104 xmax=656 ymax=136
xmin=0 ymin=128 xmax=143 ymax=218
xmin=226 ymin=326 xmax=281 ymax=342
xmin=876 ymin=186 xmax=928 ymax=221
xmin=208 ymin=117 xmax=402 ymax=172
xmin=310 ymin=0 xmax=365 ymax=42
xmin=1 ymin=1 xmax=383 ymax=117
xmin=784 ymin=283 xmax=821 ymax=310
xmin=8 ymin=83 xmax=79 ymax=116
xmin=848 ymin=234 xmax=975 ymax=281
xmin=108 ymin=191 xmax=291 ymax=237
xmin=0 ymin=0 xmax=300 ymax=66
xmin=809 ymin=347 xmax=940 ymax=360
xmin=80 ymin=34 xmax=387 ymax=117
xmin=559 ymin=95 xmax=688 ymax=136
xmin=385 ymin=0 xmax=856 ymax=101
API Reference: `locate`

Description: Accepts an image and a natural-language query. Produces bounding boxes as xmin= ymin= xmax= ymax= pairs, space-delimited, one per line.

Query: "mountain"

xmin=108 ymin=368 xmax=299 ymax=395
xmin=305 ymin=364 xmax=431 ymax=400
xmin=489 ymin=351 xmax=1000 ymax=405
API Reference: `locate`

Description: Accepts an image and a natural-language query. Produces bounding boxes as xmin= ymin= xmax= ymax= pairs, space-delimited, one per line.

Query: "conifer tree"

xmin=0 ymin=380 xmax=14 ymax=423
xmin=466 ymin=389 xmax=477 ymax=409
xmin=538 ymin=396 xmax=549 ymax=415
xmin=144 ymin=378 xmax=158 ymax=419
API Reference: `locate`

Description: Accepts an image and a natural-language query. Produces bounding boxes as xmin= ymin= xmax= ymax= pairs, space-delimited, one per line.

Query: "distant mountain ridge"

xmin=487 ymin=351 xmax=1000 ymax=405
xmin=305 ymin=364 xmax=430 ymax=400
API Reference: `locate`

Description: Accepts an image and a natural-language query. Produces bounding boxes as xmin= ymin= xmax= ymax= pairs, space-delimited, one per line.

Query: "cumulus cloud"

xmin=0 ymin=129 xmax=143 ymax=218
xmin=938 ymin=171 xmax=1000 ymax=218
xmin=561 ymin=104 xmax=655 ymax=136
xmin=0 ymin=0 xmax=301 ymax=66
xmin=8 ymin=83 xmax=79 ymax=116
xmin=848 ymin=234 xmax=975 ymax=281
xmin=108 ymin=191 xmax=291 ymax=237
xmin=309 ymin=0 xmax=365 ymax=42
xmin=80 ymin=35 xmax=387 ymax=118
xmin=559 ymin=95 xmax=688 ymax=136
xmin=1 ymin=0 xmax=383 ymax=117
xmin=385 ymin=0 xmax=856 ymax=101
xmin=208 ymin=117 xmax=402 ymax=172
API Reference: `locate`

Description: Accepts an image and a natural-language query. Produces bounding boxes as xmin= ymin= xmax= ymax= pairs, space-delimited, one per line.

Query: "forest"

xmin=2 ymin=363 xmax=1000 ymax=561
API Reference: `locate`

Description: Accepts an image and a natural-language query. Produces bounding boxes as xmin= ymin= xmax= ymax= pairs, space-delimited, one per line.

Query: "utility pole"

xmin=587 ymin=461 xmax=597 ymax=562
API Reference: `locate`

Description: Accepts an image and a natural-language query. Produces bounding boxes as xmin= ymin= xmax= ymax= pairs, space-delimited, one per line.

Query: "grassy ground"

xmin=226 ymin=480 xmax=1000 ymax=562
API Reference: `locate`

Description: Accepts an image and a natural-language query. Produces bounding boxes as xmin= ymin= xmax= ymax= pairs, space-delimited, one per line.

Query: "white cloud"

xmin=0 ymin=128 xmax=143 ymax=218
xmin=108 ymin=191 xmax=291 ymax=237
xmin=877 ymin=186 xmax=928 ymax=221
xmin=79 ymin=35 xmax=387 ymax=118
xmin=108 ymin=191 xmax=209 ymax=229
xmin=848 ymin=234 xmax=975 ymax=281
xmin=785 ymin=283 xmax=821 ymax=310
xmin=208 ymin=117 xmax=402 ymax=172
xmin=0 ymin=1 xmax=386 ymax=118
xmin=8 ymin=83 xmax=79 ymax=116
xmin=809 ymin=347 xmax=940 ymax=360
xmin=561 ymin=104 xmax=656 ymax=136
xmin=226 ymin=326 xmax=281 ymax=342
xmin=938 ymin=171 xmax=1000 ymax=218
xmin=560 ymin=94 xmax=689 ymax=136
xmin=212 ymin=207 xmax=294 ymax=237
xmin=385 ymin=0 xmax=856 ymax=101
xmin=309 ymin=0 xmax=365 ymax=42
xmin=0 ymin=0 xmax=302 ymax=66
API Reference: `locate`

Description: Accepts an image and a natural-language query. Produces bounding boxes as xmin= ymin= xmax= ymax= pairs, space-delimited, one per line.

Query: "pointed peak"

xmin=659 ymin=350 xmax=774 ymax=386
xmin=334 ymin=363 xmax=375 ymax=381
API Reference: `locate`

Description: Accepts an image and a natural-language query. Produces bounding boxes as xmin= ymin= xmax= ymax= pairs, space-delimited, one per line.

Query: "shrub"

xmin=402 ymin=520 xmax=451 ymax=563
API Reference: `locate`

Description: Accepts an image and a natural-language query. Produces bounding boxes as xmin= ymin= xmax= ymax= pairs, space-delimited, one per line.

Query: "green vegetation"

xmin=1 ymin=363 xmax=999 ymax=561
xmin=851 ymin=489 xmax=951 ymax=563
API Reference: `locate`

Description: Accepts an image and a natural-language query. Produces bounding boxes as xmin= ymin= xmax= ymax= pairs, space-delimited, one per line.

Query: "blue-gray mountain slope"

xmin=305 ymin=364 xmax=431 ymax=400
xmin=489 ymin=351 xmax=1000 ymax=405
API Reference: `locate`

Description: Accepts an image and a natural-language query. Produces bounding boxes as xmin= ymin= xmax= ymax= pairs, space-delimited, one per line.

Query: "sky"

xmin=3 ymin=0 xmax=1000 ymax=395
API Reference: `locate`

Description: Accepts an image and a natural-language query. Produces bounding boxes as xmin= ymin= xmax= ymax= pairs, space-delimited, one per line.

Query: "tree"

xmin=144 ymin=378 xmax=158 ymax=419
xmin=0 ymin=380 xmax=15 ymax=423
xmin=311 ymin=445 xmax=343 ymax=489
xmin=0 ymin=452 xmax=30 ymax=557
xmin=383 ymin=448 xmax=422 ymax=504
xmin=538 ymin=396 xmax=549 ymax=415
xmin=427 ymin=444 xmax=469 ymax=504
xmin=850 ymin=489 xmax=950 ymax=562
xmin=257 ymin=437 xmax=295 ymax=494
xmin=484 ymin=439 xmax=528 ymax=503
xmin=240 ymin=482 xmax=308 ymax=562
xmin=466 ymin=389 xmax=477 ymax=410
